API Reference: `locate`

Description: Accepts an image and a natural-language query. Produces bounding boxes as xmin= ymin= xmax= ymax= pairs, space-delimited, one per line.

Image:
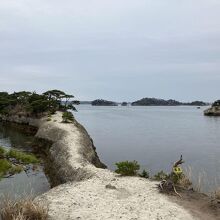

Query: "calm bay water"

xmin=75 ymin=105 xmax=220 ymax=193
xmin=0 ymin=123 xmax=50 ymax=199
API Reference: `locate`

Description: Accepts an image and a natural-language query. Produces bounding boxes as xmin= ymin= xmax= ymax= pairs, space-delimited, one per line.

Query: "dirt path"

xmin=168 ymin=189 xmax=220 ymax=220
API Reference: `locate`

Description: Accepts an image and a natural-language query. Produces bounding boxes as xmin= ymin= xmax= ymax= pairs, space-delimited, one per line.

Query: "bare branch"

xmin=173 ymin=155 xmax=184 ymax=167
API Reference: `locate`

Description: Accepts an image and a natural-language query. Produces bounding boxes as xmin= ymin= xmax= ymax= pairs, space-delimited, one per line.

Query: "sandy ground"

xmin=32 ymin=112 xmax=201 ymax=220
xmin=39 ymin=174 xmax=196 ymax=220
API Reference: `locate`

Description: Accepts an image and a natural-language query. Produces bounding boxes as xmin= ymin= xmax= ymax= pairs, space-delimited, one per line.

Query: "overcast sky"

xmin=0 ymin=0 xmax=219 ymax=102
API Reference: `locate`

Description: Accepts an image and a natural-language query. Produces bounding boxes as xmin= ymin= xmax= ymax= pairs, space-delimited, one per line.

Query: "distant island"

xmin=131 ymin=98 xmax=208 ymax=106
xmin=204 ymin=100 xmax=220 ymax=116
xmin=121 ymin=102 xmax=128 ymax=106
xmin=91 ymin=99 xmax=118 ymax=106
xmin=80 ymin=98 xmax=208 ymax=106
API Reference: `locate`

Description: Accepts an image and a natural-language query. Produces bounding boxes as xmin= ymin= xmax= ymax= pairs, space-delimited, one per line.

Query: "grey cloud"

xmin=0 ymin=0 xmax=219 ymax=102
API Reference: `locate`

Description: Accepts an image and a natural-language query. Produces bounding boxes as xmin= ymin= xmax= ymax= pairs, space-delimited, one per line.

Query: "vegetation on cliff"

xmin=91 ymin=99 xmax=118 ymax=106
xmin=62 ymin=111 xmax=75 ymax=123
xmin=0 ymin=90 xmax=79 ymax=118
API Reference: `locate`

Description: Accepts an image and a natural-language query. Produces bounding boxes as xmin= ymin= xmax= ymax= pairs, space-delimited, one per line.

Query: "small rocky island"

xmin=131 ymin=97 xmax=207 ymax=106
xmin=91 ymin=99 xmax=118 ymax=106
xmin=204 ymin=100 xmax=220 ymax=116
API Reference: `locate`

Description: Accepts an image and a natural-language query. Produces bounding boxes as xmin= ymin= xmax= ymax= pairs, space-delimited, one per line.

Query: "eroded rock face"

xmin=204 ymin=106 xmax=220 ymax=116
xmin=0 ymin=112 xmax=107 ymax=185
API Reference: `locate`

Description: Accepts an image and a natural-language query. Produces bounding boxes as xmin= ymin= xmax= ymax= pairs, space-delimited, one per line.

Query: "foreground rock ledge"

xmin=2 ymin=112 xmax=195 ymax=220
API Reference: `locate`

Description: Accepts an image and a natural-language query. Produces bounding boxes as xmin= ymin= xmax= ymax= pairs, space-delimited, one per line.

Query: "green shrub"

xmin=0 ymin=159 xmax=12 ymax=175
xmin=154 ymin=170 xmax=169 ymax=181
xmin=139 ymin=169 xmax=149 ymax=179
xmin=0 ymin=146 xmax=6 ymax=157
xmin=46 ymin=118 xmax=52 ymax=121
xmin=62 ymin=111 xmax=74 ymax=123
xmin=6 ymin=150 xmax=39 ymax=164
xmin=115 ymin=160 xmax=140 ymax=176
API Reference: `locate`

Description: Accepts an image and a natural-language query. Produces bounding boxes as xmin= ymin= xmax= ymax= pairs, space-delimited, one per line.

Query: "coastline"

xmin=0 ymin=112 xmax=218 ymax=219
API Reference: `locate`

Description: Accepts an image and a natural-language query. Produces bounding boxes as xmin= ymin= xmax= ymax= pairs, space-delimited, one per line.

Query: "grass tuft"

xmin=0 ymin=196 xmax=48 ymax=220
xmin=0 ymin=159 xmax=23 ymax=178
xmin=139 ymin=169 xmax=149 ymax=179
xmin=6 ymin=150 xmax=39 ymax=164
xmin=0 ymin=159 xmax=12 ymax=175
xmin=214 ymin=188 xmax=220 ymax=200
xmin=154 ymin=170 xmax=169 ymax=181
xmin=9 ymin=165 xmax=23 ymax=175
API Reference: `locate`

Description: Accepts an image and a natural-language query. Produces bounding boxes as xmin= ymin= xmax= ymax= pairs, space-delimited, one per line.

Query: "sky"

xmin=0 ymin=0 xmax=219 ymax=102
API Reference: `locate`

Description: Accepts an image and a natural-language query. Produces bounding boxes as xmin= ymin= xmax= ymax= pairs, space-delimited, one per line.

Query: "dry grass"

xmin=178 ymin=174 xmax=192 ymax=189
xmin=0 ymin=196 xmax=48 ymax=220
xmin=214 ymin=188 xmax=220 ymax=200
xmin=183 ymin=166 xmax=208 ymax=193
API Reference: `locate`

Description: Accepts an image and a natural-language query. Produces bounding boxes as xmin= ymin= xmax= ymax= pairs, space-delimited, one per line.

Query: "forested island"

xmin=91 ymin=99 xmax=118 ymax=106
xmin=131 ymin=98 xmax=208 ymax=106
xmin=81 ymin=98 xmax=208 ymax=106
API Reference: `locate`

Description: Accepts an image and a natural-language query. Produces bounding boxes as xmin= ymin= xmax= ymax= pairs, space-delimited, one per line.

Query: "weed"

xmin=154 ymin=170 xmax=169 ymax=181
xmin=139 ymin=169 xmax=149 ymax=179
xmin=62 ymin=111 xmax=74 ymax=123
xmin=115 ymin=160 xmax=140 ymax=176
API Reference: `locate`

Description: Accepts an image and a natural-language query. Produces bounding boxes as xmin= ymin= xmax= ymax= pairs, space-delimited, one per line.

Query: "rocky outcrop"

xmin=204 ymin=101 xmax=220 ymax=116
xmin=204 ymin=106 xmax=220 ymax=116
